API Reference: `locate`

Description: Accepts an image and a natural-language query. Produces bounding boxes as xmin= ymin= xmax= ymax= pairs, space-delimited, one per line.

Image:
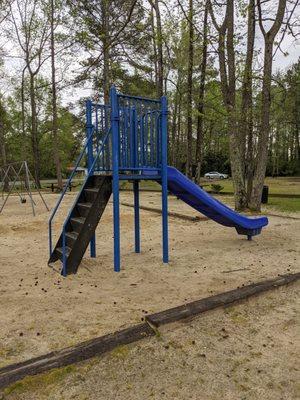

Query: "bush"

xmin=210 ymin=183 xmax=224 ymax=193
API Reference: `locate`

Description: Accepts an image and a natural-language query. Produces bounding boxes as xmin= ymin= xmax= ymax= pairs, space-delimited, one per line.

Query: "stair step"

xmin=66 ymin=231 xmax=78 ymax=242
xmin=84 ymin=187 xmax=100 ymax=202
xmin=84 ymin=188 xmax=99 ymax=193
xmin=70 ymin=217 xmax=86 ymax=232
xmin=71 ymin=217 xmax=85 ymax=224
xmin=77 ymin=202 xmax=93 ymax=217
xmin=77 ymin=202 xmax=93 ymax=208
xmin=56 ymin=246 xmax=71 ymax=257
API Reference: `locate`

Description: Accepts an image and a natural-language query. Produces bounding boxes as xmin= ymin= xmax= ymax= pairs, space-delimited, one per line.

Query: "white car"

xmin=204 ymin=171 xmax=228 ymax=179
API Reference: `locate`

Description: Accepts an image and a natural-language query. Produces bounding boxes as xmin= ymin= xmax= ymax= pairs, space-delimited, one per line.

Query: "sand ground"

xmin=2 ymin=282 xmax=299 ymax=400
xmin=0 ymin=190 xmax=299 ymax=396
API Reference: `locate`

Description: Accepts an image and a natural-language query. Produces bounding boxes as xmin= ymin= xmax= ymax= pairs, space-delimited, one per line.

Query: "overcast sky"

xmin=0 ymin=1 xmax=299 ymax=109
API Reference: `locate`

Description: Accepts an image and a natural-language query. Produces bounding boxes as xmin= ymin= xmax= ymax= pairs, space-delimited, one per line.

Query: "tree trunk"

xmin=185 ymin=0 xmax=194 ymax=179
xmin=20 ymin=67 xmax=30 ymax=163
xmin=150 ymin=4 xmax=158 ymax=90
xmin=249 ymin=40 xmax=272 ymax=210
xmin=29 ymin=73 xmax=41 ymax=188
xmin=50 ymin=0 xmax=63 ymax=191
xmin=226 ymin=0 xmax=247 ymax=210
xmin=154 ymin=0 xmax=163 ymax=98
xmin=195 ymin=0 xmax=208 ymax=184
xmin=209 ymin=0 xmax=247 ymax=209
xmin=171 ymin=87 xmax=179 ymax=166
xmin=250 ymin=0 xmax=287 ymax=210
xmin=0 ymin=99 xmax=9 ymax=191
xmin=240 ymin=0 xmax=255 ymax=204
xmin=101 ymin=0 xmax=110 ymax=104
xmin=175 ymin=91 xmax=182 ymax=169
xmin=294 ymin=69 xmax=300 ymax=160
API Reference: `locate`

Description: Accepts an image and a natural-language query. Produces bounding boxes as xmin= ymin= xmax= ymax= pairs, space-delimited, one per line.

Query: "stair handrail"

xmin=48 ymin=127 xmax=96 ymax=257
xmin=60 ymin=127 xmax=111 ymax=276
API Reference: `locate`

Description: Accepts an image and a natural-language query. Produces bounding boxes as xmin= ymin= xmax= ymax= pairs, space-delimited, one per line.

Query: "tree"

xmin=50 ymin=0 xmax=63 ymax=190
xmin=195 ymin=0 xmax=209 ymax=183
xmin=150 ymin=0 xmax=164 ymax=97
xmin=0 ymin=96 xmax=9 ymax=192
xmin=250 ymin=0 xmax=287 ymax=210
xmin=68 ymin=0 xmax=142 ymax=103
xmin=209 ymin=0 xmax=247 ymax=210
xmin=185 ymin=0 xmax=194 ymax=179
xmin=8 ymin=0 xmax=51 ymax=187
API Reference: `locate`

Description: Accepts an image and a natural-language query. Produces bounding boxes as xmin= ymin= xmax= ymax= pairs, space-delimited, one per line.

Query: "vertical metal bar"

xmin=101 ymin=107 xmax=105 ymax=170
xmin=141 ymin=115 xmax=144 ymax=166
xmin=145 ymin=112 xmax=148 ymax=165
xmin=130 ymin=107 xmax=135 ymax=169
xmin=124 ymin=107 xmax=128 ymax=168
xmin=110 ymin=86 xmax=121 ymax=272
xmin=62 ymin=226 xmax=67 ymax=277
xmin=133 ymin=108 xmax=138 ymax=168
xmin=161 ymin=96 xmax=169 ymax=263
xmin=86 ymin=100 xmax=96 ymax=258
xmin=121 ymin=108 xmax=126 ymax=168
xmin=150 ymin=112 xmax=154 ymax=166
xmin=86 ymin=100 xmax=94 ymax=173
xmin=133 ymin=180 xmax=140 ymax=253
xmin=24 ymin=161 xmax=35 ymax=216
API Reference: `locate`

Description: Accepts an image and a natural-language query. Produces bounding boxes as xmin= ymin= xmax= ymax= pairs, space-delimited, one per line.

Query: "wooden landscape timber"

xmin=0 ymin=272 xmax=299 ymax=390
xmin=146 ymin=272 xmax=300 ymax=327
xmin=120 ymin=202 xmax=209 ymax=222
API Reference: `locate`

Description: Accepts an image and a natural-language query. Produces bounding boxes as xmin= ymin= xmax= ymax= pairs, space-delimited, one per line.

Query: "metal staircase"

xmin=48 ymin=175 xmax=112 ymax=275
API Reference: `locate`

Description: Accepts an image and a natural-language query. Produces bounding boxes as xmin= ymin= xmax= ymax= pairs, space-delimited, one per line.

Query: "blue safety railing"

xmin=48 ymin=102 xmax=111 ymax=268
xmin=116 ymin=93 xmax=162 ymax=173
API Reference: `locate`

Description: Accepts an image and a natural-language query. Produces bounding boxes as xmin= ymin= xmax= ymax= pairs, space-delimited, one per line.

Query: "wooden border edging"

xmin=0 ymin=323 xmax=154 ymax=390
xmin=0 ymin=273 xmax=299 ymax=390
xmin=121 ymin=202 xmax=208 ymax=222
xmin=146 ymin=273 xmax=300 ymax=327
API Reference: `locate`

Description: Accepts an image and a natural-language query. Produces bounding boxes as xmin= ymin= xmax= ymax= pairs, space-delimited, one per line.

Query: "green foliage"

xmin=3 ymin=76 xmax=83 ymax=178
xmin=210 ymin=184 xmax=224 ymax=194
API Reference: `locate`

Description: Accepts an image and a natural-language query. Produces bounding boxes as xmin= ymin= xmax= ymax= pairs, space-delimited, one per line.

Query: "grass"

xmin=3 ymin=365 xmax=76 ymax=396
xmin=203 ymin=177 xmax=300 ymax=213
xmin=120 ymin=176 xmax=300 ymax=213
xmin=202 ymin=176 xmax=300 ymax=196
xmin=265 ymin=197 xmax=300 ymax=213
xmin=9 ymin=176 xmax=298 ymax=213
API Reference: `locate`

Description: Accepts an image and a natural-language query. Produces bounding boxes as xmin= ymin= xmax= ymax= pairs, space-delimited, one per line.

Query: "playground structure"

xmin=48 ymin=87 xmax=268 ymax=277
xmin=0 ymin=161 xmax=49 ymax=216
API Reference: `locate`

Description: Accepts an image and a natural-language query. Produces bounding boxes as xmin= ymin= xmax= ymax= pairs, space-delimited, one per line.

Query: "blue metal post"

xmin=62 ymin=226 xmax=67 ymax=277
xmin=86 ymin=100 xmax=96 ymax=258
xmin=133 ymin=180 xmax=140 ymax=253
xmin=132 ymin=107 xmax=140 ymax=253
xmin=161 ymin=96 xmax=169 ymax=263
xmin=110 ymin=86 xmax=121 ymax=272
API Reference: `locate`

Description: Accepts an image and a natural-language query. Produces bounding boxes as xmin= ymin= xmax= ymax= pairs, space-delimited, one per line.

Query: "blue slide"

xmin=166 ymin=166 xmax=268 ymax=239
